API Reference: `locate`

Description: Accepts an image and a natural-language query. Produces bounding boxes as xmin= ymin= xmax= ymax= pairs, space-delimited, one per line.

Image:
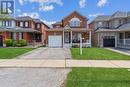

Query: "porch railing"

xmin=118 ymin=39 xmax=130 ymax=45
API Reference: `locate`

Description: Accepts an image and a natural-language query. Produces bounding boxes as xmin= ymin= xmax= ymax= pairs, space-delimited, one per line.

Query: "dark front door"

xmin=103 ymin=36 xmax=115 ymax=47
xmin=0 ymin=35 xmax=3 ymax=47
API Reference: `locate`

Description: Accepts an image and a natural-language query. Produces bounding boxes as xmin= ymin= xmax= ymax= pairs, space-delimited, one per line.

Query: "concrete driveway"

xmin=11 ymin=47 xmax=72 ymax=87
xmin=18 ymin=47 xmax=71 ymax=59
xmin=0 ymin=68 xmax=71 ymax=87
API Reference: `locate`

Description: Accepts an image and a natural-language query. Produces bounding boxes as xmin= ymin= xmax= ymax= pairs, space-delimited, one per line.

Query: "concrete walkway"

xmin=0 ymin=59 xmax=130 ymax=68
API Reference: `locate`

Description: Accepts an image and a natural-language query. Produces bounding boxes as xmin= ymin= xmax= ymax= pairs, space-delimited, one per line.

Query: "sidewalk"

xmin=0 ymin=59 xmax=130 ymax=68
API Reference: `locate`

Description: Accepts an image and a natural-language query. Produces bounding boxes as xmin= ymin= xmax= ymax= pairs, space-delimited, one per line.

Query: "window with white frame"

xmin=70 ymin=18 xmax=80 ymax=27
xmin=20 ymin=22 xmax=23 ymax=27
xmin=19 ymin=32 xmax=23 ymax=40
xmin=37 ymin=24 xmax=40 ymax=29
xmin=2 ymin=21 xmax=12 ymax=27
xmin=25 ymin=22 xmax=29 ymax=27
xmin=13 ymin=32 xmax=16 ymax=40
xmin=98 ymin=22 xmax=103 ymax=27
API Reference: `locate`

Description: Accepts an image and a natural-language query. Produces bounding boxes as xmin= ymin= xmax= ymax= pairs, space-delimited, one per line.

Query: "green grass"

xmin=0 ymin=48 xmax=33 ymax=59
xmin=71 ymin=48 xmax=130 ymax=60
xmin=67 ymin=68 xmax=130 ymax=87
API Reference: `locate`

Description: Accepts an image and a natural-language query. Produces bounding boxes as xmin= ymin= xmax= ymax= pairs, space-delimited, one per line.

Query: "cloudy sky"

xmin=15 ymin=0 xmax=130 ymax=25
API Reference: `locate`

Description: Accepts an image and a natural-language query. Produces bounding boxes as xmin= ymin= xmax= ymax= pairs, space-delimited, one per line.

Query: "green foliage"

xmin=19 ymin=39 xmax=27 ymax=46
xmin=4 ymin=39 xmax=13 ymax=47
xmin=71 ymin=48 xmax=130 ymax=60
xmin=12 ymin=40 xmax=18 ymax=47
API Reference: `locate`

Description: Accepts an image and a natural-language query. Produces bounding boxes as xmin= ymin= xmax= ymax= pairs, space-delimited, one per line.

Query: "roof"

xmin=52 ymin=21 xmax=62 ymax=25
xmin=33 ymin=19 xmax=42 ymax=23
xmin=118 ymin=23 xmax=130 ymax=29
xmin=15 ymin=16 xmax=50 ymax=28
xmin=63 ymin=11 xmax=87 ymax=20
xmin=111 ymin=11 xmax=127 ymax=18
xmin=95 ymin=28 xmax=118 ymax=32
xmin=15 ymin=16 xmax=33 ymax=21
xmin=94 ymin=15 xmax=111 ymax=22
xmin=95 ymin=23 xmax=130 ymax=32
xmin=0 ymin=14 xmax=15 ymax=20
xmin=0 ymin=27 xmax=40 ymax=33
xmin=46 ymin=28 xmax=89 ymax=32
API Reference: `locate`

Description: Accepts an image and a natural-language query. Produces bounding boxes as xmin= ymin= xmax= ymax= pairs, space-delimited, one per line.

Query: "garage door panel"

xmin=103 ymin=36 xmax=115 ymax=47
xmin=48 ymin=36 xmax=62 ymax=47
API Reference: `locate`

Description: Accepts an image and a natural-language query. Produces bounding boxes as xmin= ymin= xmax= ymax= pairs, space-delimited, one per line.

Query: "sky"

xmin=14 ymin=0 xmax=130 ymax=25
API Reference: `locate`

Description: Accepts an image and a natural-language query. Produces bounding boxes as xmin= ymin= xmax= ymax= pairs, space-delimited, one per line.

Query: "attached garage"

xmin=48 ymin=35 xmax=62 ymax=47
xmin=103 ymin=36 xmax=115 ymax=47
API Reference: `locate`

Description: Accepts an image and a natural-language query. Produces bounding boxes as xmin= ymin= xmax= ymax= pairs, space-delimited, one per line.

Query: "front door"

xmin=0 ymin=35 xmax=3 ymax=47
xmin=64 ymin=32 xmax=70 ymax=43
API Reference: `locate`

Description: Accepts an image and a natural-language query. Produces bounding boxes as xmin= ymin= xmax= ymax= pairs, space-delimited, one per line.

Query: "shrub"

xmin=19 ymin=39 xmax=27 ymax=46
xmin=12 ymin=40 xmax=18 ymax=47
xmin=72 ymin=45 xmax=79 ymax=48
xmin=5 ymin=39 xmax=13 ymax=47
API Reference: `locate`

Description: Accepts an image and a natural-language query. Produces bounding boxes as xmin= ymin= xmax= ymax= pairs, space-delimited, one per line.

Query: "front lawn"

xmin=71 ymin=48 xmax=130 ymax=60
xmin=0 ymin=48 xmax=33 ymax=59
xmin=67 ymin=68 xmax=130 ymax=87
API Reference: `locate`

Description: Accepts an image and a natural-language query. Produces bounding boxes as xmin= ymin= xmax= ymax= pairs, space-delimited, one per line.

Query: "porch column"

xmin=115 ymin=36 xmax=117 ymax=48
xmin=70 ymin=31 xmax=72 ymax=46
xmin=123 ymin=32 xmax=126 ymax=45
xmin=63 ymin=31 xmax=64 ymax=47
xmin=89 ymin=30 xmax=92 ymax=47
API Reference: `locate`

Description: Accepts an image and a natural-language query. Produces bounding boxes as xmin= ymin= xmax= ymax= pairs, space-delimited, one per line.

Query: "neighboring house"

xmin=0 ymin=15 xmax=49 ymax=47
xmin=15 ymin=16 xmax=49 ymax=45
xmin=45 ymin=11 xmax=92 ymax=48
xmin=89 ymin=11 xmax=130 ymax=49
xmin=0 ymin=15 xmax=16 ymax=47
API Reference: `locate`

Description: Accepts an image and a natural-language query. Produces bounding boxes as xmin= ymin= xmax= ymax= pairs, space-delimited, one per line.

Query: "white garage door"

xmin=48 ymin=36 xmax=62 ymax=47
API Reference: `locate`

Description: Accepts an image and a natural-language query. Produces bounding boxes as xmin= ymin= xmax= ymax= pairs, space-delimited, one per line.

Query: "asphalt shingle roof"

xmin=15 ymin=16 xmax=33 ymax=21
xmin=111 ymin=11 xmax=127 ymax=18
xmin=94 ymin=15 xmax=111 ymax=21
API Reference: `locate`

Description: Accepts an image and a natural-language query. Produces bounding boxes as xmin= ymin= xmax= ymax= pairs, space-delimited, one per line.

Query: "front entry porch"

xmin=63 ymin=30 xmax=92 ymax=48
xmin=117 ymin=32 xmax=130 ymax=49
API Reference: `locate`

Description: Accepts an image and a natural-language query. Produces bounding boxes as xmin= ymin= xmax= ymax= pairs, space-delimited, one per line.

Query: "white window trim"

xmin=69 ymin=18 xmax=81 ymax=27
xmin=25 ymin=22 xmax=28 ymax=27
xmin=20 ymin=22 xmax=23 ymax=27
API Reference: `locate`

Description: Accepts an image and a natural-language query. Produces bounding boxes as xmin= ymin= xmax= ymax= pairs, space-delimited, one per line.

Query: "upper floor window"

xmin=119 ymin=20 xmax=122 ymax=24
xmin=2 ymin=21 xmax=12 ymax=27
xmin=20 ymin=22 xmax=23 ymax=27
xmin=25 ymin=22 xmax=29 ymax=27
xmin=70 ymin=18 xmax=80 ymax=27
xmin=37 ymin=24 xmax=40 ymax=29
xmin=98 ymin=22 xmax=103 ymax=27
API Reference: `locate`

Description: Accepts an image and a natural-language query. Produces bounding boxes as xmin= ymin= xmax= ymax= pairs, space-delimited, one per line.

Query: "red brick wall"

xmin=45 ymin=31 xmax=63 ymax=45
xmin=63 ymin=12 xmax=87 ymax=28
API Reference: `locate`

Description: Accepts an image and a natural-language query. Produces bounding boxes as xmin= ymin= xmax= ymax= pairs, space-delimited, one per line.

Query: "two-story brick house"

xmin=46 ymin=11 xmax=92 ymax=48
xmin=0 ymin=15 xmax=49 ymax=47
xmin=89 ymin=11 xmax=130 ymax=49
xmin=15 ymin=16 xmax=49 ymax=45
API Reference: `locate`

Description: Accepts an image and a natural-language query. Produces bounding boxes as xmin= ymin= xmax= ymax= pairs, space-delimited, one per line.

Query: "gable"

xmin=63 ymin=11 xmax=87 ymax=28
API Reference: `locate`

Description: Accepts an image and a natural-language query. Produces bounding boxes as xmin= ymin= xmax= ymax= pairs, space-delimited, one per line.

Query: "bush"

xmin=5 ymin=39 xmax=13 ymax=47
xmin=19 ymin=39 xmax=27 ymax=46
xmin=72 ymin=45 xmax=79 ymax=48
xmin=12 ymin=40 xmax=18 ymax=47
